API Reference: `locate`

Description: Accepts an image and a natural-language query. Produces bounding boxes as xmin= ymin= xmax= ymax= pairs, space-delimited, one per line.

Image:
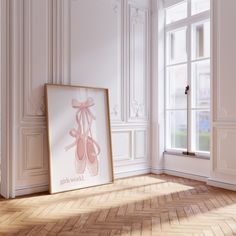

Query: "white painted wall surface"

xmin=1 ymin=0 xmax=11 ymax=198
xmin=68 ymin=0 xmax=151 ymax=178
xmin=208 ymin=0 xmax=236 ymax=188
xmin=164 ymin=154 xmax=210 ymax=181
xmin=1 ymin=0 xmax=151 ymax=197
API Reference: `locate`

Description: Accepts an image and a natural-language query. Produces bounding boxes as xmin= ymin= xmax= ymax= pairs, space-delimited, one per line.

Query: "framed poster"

xmin=45 ymin=84 xmax=114 ymax=194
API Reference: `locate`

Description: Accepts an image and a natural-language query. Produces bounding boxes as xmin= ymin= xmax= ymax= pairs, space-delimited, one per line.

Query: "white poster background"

xmin=46 ymin=85 xmax=113 ymax=193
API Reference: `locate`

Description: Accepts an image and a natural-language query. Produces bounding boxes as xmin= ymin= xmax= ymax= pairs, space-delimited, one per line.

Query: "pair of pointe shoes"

xmin=74 ymin=133 xmax=100 ymax=176
xmin=66 ymin=98 xmax=100 ymax=176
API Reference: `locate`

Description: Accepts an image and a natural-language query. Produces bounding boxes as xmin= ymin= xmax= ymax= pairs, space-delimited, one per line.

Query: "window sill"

xmin=164 ymin=151 xmax=210 ymax=160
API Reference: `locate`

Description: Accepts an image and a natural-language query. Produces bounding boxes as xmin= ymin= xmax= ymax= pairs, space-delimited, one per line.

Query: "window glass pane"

xmin=166 ymin=2 xmax=187 ymax=25
xmin=167 ymin=28 xmax=187 ymax=64
xmin=166 ymin=110 xmax=187 ymax=150
xmin=191 ymin=60 xmax=210 ymax=109
xmin=192 ymin=110 xmax=210 ymax=152
xmin=166 ymin=64 xmax=187 ymax=109
xmin=191 ymin=0 xmax=210 ymax=15
xmin=192 ymin=21 xmax=210 ymax=59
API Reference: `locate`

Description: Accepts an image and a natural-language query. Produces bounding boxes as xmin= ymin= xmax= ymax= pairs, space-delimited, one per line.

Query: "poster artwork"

xmin=46 ymin=85 xmax=113 ymax=194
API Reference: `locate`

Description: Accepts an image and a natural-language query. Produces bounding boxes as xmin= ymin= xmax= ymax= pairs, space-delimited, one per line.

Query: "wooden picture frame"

xmin=45 ymin=84 xmax=114 ymax=194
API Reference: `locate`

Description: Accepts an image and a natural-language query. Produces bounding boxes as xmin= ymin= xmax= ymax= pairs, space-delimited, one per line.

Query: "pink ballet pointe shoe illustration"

xmin=65 ymin=129 xmax=86 ymax=174
xmin=86 ymin=136 xmax=100 ymax=176
xmin=65 ymin=97 xmax=101 ymax=176
xmin=75 ymin=135 xmax=86 ymax=174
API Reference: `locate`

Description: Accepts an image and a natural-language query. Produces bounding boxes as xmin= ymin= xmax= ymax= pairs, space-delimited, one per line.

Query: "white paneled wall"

xmin=2 ymin=0 xmax=150 ymax=197
xmin=1 ymin=0 xmax=9 ymax=198
xmin=208 ymin=0 xmax=236 ymax=189
xmin=13 ymin=0 xmax=51 ymax=196
xmin=68 ymin=0 xmax=151 ymax=178
xmin=2 ymin=0 xmax=236 ymax=197
xmin=70 ymin=0 xmax=124 ymax=123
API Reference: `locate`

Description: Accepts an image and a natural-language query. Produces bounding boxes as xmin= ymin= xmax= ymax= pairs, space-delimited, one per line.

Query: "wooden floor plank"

xmin=0 ymin=174 xmax=236 ymax=235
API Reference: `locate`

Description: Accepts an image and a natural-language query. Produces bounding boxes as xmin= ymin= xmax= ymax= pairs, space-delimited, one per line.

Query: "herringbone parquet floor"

xmin=0 ymin=174 xmax=236 ymax=236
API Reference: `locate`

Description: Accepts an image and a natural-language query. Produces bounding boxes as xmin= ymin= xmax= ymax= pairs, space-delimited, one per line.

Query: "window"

xmin=165 ymin=0 xmax=211 ymax=156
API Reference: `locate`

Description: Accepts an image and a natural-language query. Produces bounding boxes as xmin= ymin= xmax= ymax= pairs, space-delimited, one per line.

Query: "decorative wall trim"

xmin=134 ymin=129 xmax=148 ymax=159
xmin=22 ymin=0 xmax=52 ymax=121
xmin=213 ymin=127 xmax=236 ymax=176
xmin=111 ymin=0 xmax=125 ymax=123
xmin=15 ymin=184 xmax=48 ymax=197
xmin=114 ymin=167 xmax=151 ymax=179
xmin=112 ymin=0 xmax=120 ymax=14
xmin=114 ymin=158 xmax=150 ymax=167
xmin=13 ymin=174 xmax=236 ymax=197
xmin=9 ymin=0 xmax=26 ymax=199
xmin=19 ymin=128 xmax=48 ymax=178
xmin=207 ymin=179 xmax=236 ymax=191
xmin=52 ymin=0 xmax=71 ymax=85
xmin=1 ymin=0 xmax=11 ymax=199
xmin=163 ymin=169 xmax=208 ymax=183
xmin=112 ymin=130 xmax=133 ymax=161
xmin=215 ymin=1 xmax=236 ymax=121
xmin=127 ymin=3 xmax=150 ymax=122
xmin=150 ymin=168 xmax=163 ymax=175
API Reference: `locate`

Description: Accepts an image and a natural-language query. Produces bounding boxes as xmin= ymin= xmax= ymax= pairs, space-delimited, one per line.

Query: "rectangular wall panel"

xmin=213 ymin=127 xmax=236 ymax=176
xmin=215 ymin=0 xmax=236 ymax=121
xmin=112 ymin=130 xmax=132 ymax=161
xmin=134 ymin=130 xmax=147 ymax=159
xmin=25 ymin=133 xmax=43 ymax=170
xmin=17 ymin=128 xmax=48 ymax=187
xmin=23 ymin=0 xmax=52 ymax=120
xmin=70 ymin=0 xmax=124 ymax=122
xmin=14 ymin=0 xmax=52 ymax=193
xmin=210 ymin=0 xmax=236 ymax=189
xmin=128 ymin=5 xmax=149 ymax=121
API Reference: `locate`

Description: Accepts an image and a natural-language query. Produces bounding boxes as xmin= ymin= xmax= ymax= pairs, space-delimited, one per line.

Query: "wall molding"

xmin=22 ymin=0 xmax=53 ymax=121
xmin=163 ymin=169 xmax=208 ymax=183
xmin=1 ymin=0 xmax=11 ymax=198
xmin=213 ymin=126 xmax=236 ymax=176
xmin=127 ymin=2 xmax=150 ymax=122
xmin=215 ymin=0 xmax=236 ymax=121
xmin=15 ymin=184 xmax=49 ymax=197
xmin=112 ymin=130 xmax=133 ymax=161
xmin=134 ymin=129 xmax=148 ymax=160
xmin=15 ymin=170 xmax=236 ymax=196
xmin=207 ymin=179 xmax=236 ymax=191
xmin=114 ymin=167 xmax=151 ymax=179
xmin=150 ymin=168 xmax=163 ymax=175
xmin=52 ymin=0 xmax=71 ymax=85
xmin=111 ymin=0 xmax=125 ymax=123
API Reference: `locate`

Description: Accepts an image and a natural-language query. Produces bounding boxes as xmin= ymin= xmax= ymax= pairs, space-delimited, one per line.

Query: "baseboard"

xmin=13 ymin=171 xmax=236 ymax=197
xmin=15 ymin=184 xmax=49 ymax=197
xmin=207 ymin=179 xmax=236 ymax=191
xmin=114 ymin=168 xmax=151 ymax=179
xmin=163 ymin=169 xmax=208 ymax=182
xmin=151 ymin=168 xmax=163 ymax=175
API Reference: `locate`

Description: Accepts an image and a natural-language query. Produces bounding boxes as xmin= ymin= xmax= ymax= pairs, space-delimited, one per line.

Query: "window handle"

xmin=185 ymin=85 xmax=190 ymax=95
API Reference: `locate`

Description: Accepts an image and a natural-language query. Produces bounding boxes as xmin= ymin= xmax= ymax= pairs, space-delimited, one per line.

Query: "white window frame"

xmin=164 ymin=0 xmax=211 ymax=158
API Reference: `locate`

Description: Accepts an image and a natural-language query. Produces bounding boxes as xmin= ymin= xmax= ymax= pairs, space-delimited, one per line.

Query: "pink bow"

xmin=65 ymin=98 xmax=98 ymax=152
